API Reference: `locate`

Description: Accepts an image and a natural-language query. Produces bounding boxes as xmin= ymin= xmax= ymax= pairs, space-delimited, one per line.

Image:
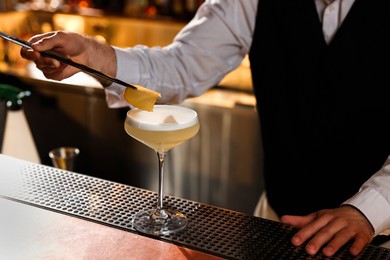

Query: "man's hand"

xmin=20 ymin=31 xmax=116 ymax=84
xmin=281 ymin=205 xmax=374 ymax=257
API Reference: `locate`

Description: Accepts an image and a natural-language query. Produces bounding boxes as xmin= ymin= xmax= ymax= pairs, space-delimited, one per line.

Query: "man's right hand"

xmin=20 ymin=31 xmax=117 ymax=84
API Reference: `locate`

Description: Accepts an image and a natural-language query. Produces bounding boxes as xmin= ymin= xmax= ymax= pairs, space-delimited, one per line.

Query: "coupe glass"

xmin=124 ymin=105 xmax=200 ymax=235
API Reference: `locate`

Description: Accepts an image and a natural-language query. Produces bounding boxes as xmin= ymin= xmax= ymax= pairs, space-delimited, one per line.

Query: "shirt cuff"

xmin=113 ymin=46 xmax=141 ymax=85
xmin=104 ymin=85 xmax=129 ymax=108
xmin=343 ymin=187 xmax=390 ymax=236
xmin=102 ymin=47 xmax=142 ymax=108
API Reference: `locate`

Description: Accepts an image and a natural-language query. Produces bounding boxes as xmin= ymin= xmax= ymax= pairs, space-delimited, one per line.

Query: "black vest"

xmin=249 ymin=0 xmax=390 ymax=216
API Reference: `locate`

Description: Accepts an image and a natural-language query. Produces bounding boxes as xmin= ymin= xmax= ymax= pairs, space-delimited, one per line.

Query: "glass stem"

xmin=156 ymin=151 xmax=167 ymax=211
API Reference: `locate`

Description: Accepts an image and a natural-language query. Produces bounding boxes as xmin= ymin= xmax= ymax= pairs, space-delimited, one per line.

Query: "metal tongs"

xmin=0 ymin=31 xmax=136 ymax=89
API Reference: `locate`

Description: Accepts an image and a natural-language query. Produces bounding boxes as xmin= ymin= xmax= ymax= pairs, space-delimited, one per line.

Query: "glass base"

xmin=132 ymin=208 xmax=188 ymax=236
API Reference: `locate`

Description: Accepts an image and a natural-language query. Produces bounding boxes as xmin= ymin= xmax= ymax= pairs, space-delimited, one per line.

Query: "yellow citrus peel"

xmin=123 ymin=84 xmax=161 ymax=112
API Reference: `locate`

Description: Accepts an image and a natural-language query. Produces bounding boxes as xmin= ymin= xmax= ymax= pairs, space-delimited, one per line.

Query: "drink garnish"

xmin=123 ymin=85 xmax=161 ymax=112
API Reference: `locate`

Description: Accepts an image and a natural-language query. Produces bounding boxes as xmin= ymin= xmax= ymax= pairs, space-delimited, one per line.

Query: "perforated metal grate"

xmin=2 ymin=157 xmax=390 ymax=260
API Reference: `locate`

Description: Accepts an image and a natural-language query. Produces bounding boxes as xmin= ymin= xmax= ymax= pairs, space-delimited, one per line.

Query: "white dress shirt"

xmin=106 ymin=0 xmax=390 ymax=235
xmin=317 ymin=0 xmax=354 ymax=42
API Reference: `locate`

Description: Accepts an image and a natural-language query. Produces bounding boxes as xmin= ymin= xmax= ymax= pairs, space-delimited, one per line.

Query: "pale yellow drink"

xmin=125 ymin=105 xmax=200 ymax=153
xmin=125 ymin=105 xmax=200 ymax=235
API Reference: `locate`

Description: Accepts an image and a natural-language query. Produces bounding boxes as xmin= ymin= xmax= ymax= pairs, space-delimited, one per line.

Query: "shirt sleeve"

xmin=343 ymin=156 xmax=390 ymax=236
xmin=104 ymin=0 xmax=257 ymax=107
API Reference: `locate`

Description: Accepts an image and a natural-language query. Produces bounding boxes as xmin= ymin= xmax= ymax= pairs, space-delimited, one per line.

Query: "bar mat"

xmin=1 ymin=155 xmax=390 ymax=259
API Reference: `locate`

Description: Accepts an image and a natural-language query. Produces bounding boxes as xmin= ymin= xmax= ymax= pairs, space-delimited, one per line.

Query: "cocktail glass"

xmin=124 ymin=105 xmax=200 ymax=235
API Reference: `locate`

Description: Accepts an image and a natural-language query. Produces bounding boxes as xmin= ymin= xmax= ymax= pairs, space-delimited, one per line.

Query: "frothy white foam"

xmin=126 ymin=105 xmax=198 ymax=131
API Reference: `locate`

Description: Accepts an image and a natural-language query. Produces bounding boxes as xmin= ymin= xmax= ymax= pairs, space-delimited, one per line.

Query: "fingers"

xmin=320 ymin=228 xmax=354 ymax=256
xmin=304 ymin=220 xmax=350 ymax=256
xmin=20 ymin=31 xmax=67 ymax=61
xmin=281 ymin=214 xmax=317 ymax=228
xmin=349 ymin=234 xmax=372 ymax=256
xmin=19 ymin=31 xmax=76 ymax=80
xmin=306 ymin=224 xmax=372 ymax=257
xmin=30 ymin=31 xmax=64 ymax=52
xmin=281 ymin=213 xmax=319 ymax=247
xmin=20 ymin=48 xmax=40 ymax=61
xmin=28 ymin=31 xmax=57 ymax=44
xmin=20 ymin=32 xmax=56 ymax=60
xmin=35 ymin=56 xmax=62 ymax=70
xmin=282 ymin=207 xmax=374 ymax=257
xmin=38 ymin=63 xmax=80 ymax=81
xmin=289 ymin=213 xmax=334 ymax=249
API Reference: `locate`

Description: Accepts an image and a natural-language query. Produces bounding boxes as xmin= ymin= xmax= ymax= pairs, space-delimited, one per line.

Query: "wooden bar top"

xmin=0 ymin=198 xmax=223 ymax=259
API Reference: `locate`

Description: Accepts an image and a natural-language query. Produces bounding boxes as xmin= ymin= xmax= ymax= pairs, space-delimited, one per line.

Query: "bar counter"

xmin=1 ymin=154 xmax=390 ymax=259
xmin=0 ymin=197 xmax=221 ymax=259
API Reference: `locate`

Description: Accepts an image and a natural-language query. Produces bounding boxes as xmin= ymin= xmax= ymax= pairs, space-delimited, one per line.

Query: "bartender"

xmin=21 ymin=0 xmax=390 ymax=257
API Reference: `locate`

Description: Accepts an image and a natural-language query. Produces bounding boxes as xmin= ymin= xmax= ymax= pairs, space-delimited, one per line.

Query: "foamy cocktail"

xmin=125 ymin=105 xmax=200 ymax=235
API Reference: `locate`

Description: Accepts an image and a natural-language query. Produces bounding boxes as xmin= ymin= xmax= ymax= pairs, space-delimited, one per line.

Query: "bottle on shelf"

xmin=124 ymin=0 xmax=204 ymax=20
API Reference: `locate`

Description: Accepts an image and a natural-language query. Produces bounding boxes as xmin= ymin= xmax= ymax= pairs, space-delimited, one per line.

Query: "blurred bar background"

xmin=0 ymin=0 xmax=263 ymax=216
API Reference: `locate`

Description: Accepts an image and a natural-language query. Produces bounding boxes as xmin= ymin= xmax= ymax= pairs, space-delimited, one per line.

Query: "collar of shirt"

xmin=315 ymin=0 xmax=355 ymax=43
